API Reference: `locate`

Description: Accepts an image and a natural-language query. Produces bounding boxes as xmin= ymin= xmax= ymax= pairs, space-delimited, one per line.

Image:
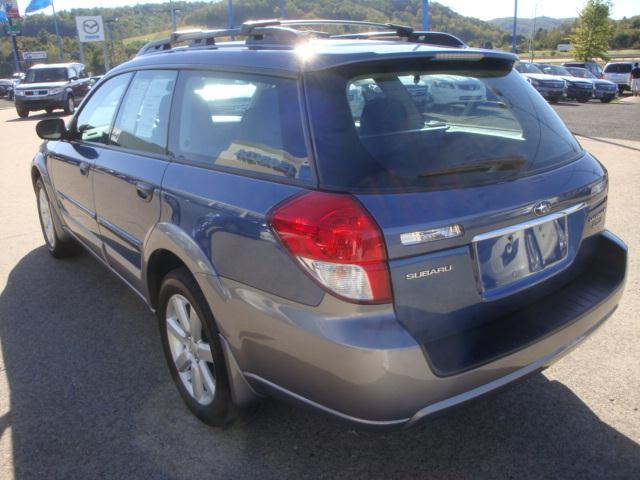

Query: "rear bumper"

xmin=205 ymin=231 xmax=626 ymax=430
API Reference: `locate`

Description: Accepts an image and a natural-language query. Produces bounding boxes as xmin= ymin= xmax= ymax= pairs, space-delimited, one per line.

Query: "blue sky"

xmin=12 ymin=0 xmax=640 ymax=21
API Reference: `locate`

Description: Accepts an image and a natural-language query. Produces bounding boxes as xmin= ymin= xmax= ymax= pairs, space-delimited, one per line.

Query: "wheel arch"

xmin=143 ymin=222 xmax=223 ymax=310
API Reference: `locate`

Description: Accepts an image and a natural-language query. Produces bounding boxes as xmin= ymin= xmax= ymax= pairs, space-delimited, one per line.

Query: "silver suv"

xmin=603 ymin=62 xmax=633 ymax=94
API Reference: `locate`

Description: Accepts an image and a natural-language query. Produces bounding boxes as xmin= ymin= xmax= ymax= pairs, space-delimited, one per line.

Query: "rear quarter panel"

xmin=158 ymin=162 xmax=325 ymax=333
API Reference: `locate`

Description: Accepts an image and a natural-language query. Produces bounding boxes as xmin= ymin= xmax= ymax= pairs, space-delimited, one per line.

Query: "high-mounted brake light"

xmin=268 ymin=191 xmax=392 ymax=304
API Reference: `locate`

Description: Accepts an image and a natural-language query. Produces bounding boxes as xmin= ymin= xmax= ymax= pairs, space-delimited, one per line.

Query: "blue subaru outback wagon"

xmin=31 ymin=20 xmax=627 ymax=429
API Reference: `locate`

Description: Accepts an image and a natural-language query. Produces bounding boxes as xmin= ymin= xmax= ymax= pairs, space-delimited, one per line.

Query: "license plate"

xmin=474 ymin=217 xmax=569 ymax=292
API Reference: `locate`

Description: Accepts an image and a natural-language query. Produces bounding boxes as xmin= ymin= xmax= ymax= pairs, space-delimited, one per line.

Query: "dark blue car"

xmin=31 ymin=20 xmax=627 ymax=430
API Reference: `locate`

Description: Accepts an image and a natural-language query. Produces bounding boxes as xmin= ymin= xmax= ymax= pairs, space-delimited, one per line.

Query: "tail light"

xmin=268 ymin=191 xmax=391 ymax=304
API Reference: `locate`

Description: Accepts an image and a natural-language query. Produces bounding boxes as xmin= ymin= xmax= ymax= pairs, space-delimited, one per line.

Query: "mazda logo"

xmin=82 ymin=19 xmax=100 ymax=35
xmin=533 ymin=201 xmax=552 ymax=217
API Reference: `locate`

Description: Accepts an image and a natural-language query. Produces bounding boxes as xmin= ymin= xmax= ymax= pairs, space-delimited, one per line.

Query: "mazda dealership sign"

xmin=75 ymin=16 xmax=105 ymax=43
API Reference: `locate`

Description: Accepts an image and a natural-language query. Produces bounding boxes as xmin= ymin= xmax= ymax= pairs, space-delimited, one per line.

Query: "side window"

xmin=74 ymin=73 xmax=132 ymax=145
xmin=171 ymin=71 xmax=309 ymax=181
xmin=110 ymin=70 xmax=177 ymax=155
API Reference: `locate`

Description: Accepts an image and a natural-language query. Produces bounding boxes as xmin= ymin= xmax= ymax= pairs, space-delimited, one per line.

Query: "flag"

xmin=0 ymin=4 xmax=8 ymax=24
xmin=25 ymin=0 xmax=54 ymax=14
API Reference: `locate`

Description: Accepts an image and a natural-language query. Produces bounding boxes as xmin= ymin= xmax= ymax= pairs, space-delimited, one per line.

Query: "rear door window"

xmin=110 ymin=70 xmax=177 ymax=155
xmin=169 ymin=71 xmax=310 ymax=181
xmin=306 ymin=58 xmax=582 ymax=192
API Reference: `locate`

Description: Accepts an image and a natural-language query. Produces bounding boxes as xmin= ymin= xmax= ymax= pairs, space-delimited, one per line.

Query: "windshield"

xmin=567 ymin=68 xmax=595 ymax=79
xmin=24 ymin=68 xmax=68 ymax=84
xmin=539 ymin=65 xmax=571 ymax=76
xmin=515 ymin=62 xmax=543 ymax=74
xmin=306 ymin=58 xmax=582 ymax=192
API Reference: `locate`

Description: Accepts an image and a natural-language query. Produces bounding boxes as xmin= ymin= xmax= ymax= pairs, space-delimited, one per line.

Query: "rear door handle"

xmin=79 ymin=161 xmax=90 ymax=176
xmin=135 ymin=181 xmax=154 ymax=202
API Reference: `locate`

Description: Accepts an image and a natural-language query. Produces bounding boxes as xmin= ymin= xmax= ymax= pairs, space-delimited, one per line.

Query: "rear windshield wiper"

xmin=418 ymin=156 xmax=525 ymax=178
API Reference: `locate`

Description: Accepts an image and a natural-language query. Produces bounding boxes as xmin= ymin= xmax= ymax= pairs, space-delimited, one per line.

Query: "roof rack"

xmin=137 ymin=18 xmax=415 ymax=56
xmin=332 ymin=31 xmax=466 ymax=48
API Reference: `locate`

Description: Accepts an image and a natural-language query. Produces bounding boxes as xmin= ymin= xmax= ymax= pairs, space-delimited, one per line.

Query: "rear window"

xmin=170 ymin=71 xmax=310 ymax=182
xmin=604 ymin=63 xmax=632 ymax=73
xmin=306 ymin=58 xmax=582 ymax=192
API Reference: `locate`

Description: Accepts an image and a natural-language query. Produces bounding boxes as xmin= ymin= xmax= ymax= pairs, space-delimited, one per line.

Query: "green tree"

xmin=570 ymin=0 xmax=613 ymax=61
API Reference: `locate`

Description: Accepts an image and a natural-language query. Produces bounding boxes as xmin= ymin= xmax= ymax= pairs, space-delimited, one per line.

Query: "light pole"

xmin=227 ymin=0 xmax=235 ymax=29
xmin=422 ymin=0 xmax=430 ymax=31
xmin=105 ymin=19 xmax=118 ymax=67
xmin=169 ymin=0 xmax=177 ymax=31
xmin=512 ymin=0 xmax=518 ymax=53
xmin=529 ymin=1 xmax=543 ymax=62
xmin=280 ymin=0 xmax=285 ymax=18
xmin=51 ymin=0 xmax=64 ymax=61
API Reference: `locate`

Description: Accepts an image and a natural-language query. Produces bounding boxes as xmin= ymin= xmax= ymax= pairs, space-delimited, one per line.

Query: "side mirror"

xmin=36 ymin=118 xmax=67 ymax=141
xmin=70 ymin=76 xmax=79 ymax=81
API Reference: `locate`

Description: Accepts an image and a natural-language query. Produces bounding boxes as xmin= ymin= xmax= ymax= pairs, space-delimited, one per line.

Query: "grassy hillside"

xmin=2 ymin=0 xmax=637 ymax=76
xmin=489 ymin=16 xmax=576 ymax=37
xmin=1 ymin=0 xmax=510 ymax=76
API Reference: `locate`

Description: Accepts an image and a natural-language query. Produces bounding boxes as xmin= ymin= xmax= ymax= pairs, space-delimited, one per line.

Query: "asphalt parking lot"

xmin=0 ymin=97 xmax=638 ymax=479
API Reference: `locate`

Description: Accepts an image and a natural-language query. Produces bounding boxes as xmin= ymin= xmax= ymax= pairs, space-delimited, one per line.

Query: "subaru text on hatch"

xmin=31 ymin=20 xmax=627 ymax=430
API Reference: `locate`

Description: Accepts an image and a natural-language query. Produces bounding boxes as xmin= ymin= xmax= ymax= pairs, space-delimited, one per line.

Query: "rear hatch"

xmin=604 ymin=63 xmax=632 ymax=84
xmin=305 ymin=54 xmax=610 ymax=374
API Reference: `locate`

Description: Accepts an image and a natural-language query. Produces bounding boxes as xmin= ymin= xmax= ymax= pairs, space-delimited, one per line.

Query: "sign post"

xmin=4 ymin=2 xmax=21 ymax=72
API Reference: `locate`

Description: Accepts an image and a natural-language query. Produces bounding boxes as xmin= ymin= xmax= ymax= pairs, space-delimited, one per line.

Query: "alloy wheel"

xmin=38 ymin=187 xmax=55 ymax=247
xmin=165 ymin=294 xmax=216 ymax=405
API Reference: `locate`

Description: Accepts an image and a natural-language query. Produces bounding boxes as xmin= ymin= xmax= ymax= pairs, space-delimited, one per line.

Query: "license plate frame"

xmin=471 ymin=206 xmax=581 ymax=295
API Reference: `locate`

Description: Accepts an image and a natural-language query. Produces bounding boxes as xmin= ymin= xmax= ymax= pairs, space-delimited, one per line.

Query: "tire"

xmin=35 ymin=178 xmax=81 ymax=258
xmin=46 ymin=108 xmax=53 ymax=114
xmin=548 ymin=98 xmax=559 ymax=104
xmin=577 ymin=97 xmax=589 ymax=103
xmin=63 ymin=96 xmax=75 ymax=115
xmin=16 ymin=108 xmax=28 ymax=118
xmin=158 ymin=268 xmax=237 ymax=427
xmin=618 ymin=86 xmax=625 ymax=96
xmin=600 ymin=97 xmax=614 ymax=103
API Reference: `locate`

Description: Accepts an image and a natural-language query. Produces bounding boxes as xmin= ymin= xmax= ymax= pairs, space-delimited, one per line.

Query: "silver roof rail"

xmin=137 ymin=28 xmax=241 ymax=56
xmin=137 ymin=18 xmax=416 ymax=56
xmin=333 ymin=30 xmax=466 ymax=48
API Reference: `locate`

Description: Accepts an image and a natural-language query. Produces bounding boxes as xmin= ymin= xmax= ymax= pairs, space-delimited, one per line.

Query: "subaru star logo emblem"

xmin=533 ymin=201 xmax=552 ymax=217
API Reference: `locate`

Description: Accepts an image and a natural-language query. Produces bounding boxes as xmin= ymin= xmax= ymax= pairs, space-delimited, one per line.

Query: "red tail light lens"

xmin=268 ymin=191 xmax=392 ymax=304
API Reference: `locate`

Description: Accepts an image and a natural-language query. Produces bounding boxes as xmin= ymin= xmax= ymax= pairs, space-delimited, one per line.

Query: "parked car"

xmin=11 ymin=72 xmax=24 ymax=84
xmin=515 ymin=61 xmax=565 ymax=103
xmin=535 ymin=63 xmax=593 ymax=102
xmin=0 ymin=79 xmax=14 ymax=100
xmin=562 ymin=61 xmax=603 ymax=79
xmin=421 ymin=74 xmax=487 ymax=106
xmin=88 ymin=75 xmax=104 ymax=88
xmin=13 ymin=62 xmax=91 ymax=118
xmin=399 ymin=75 xmax=434 ymax=112
xmin=31 ymin=19 xmax=627 ymax=430
xmin=565 ymin=66 xmax=617 ymax=102
xmin=603 ymin=62 xmax=633 ymax=94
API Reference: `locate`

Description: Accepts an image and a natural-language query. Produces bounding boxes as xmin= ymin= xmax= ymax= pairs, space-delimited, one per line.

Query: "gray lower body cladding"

xmin=198 ymin=231 xmax=627 ymax=429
